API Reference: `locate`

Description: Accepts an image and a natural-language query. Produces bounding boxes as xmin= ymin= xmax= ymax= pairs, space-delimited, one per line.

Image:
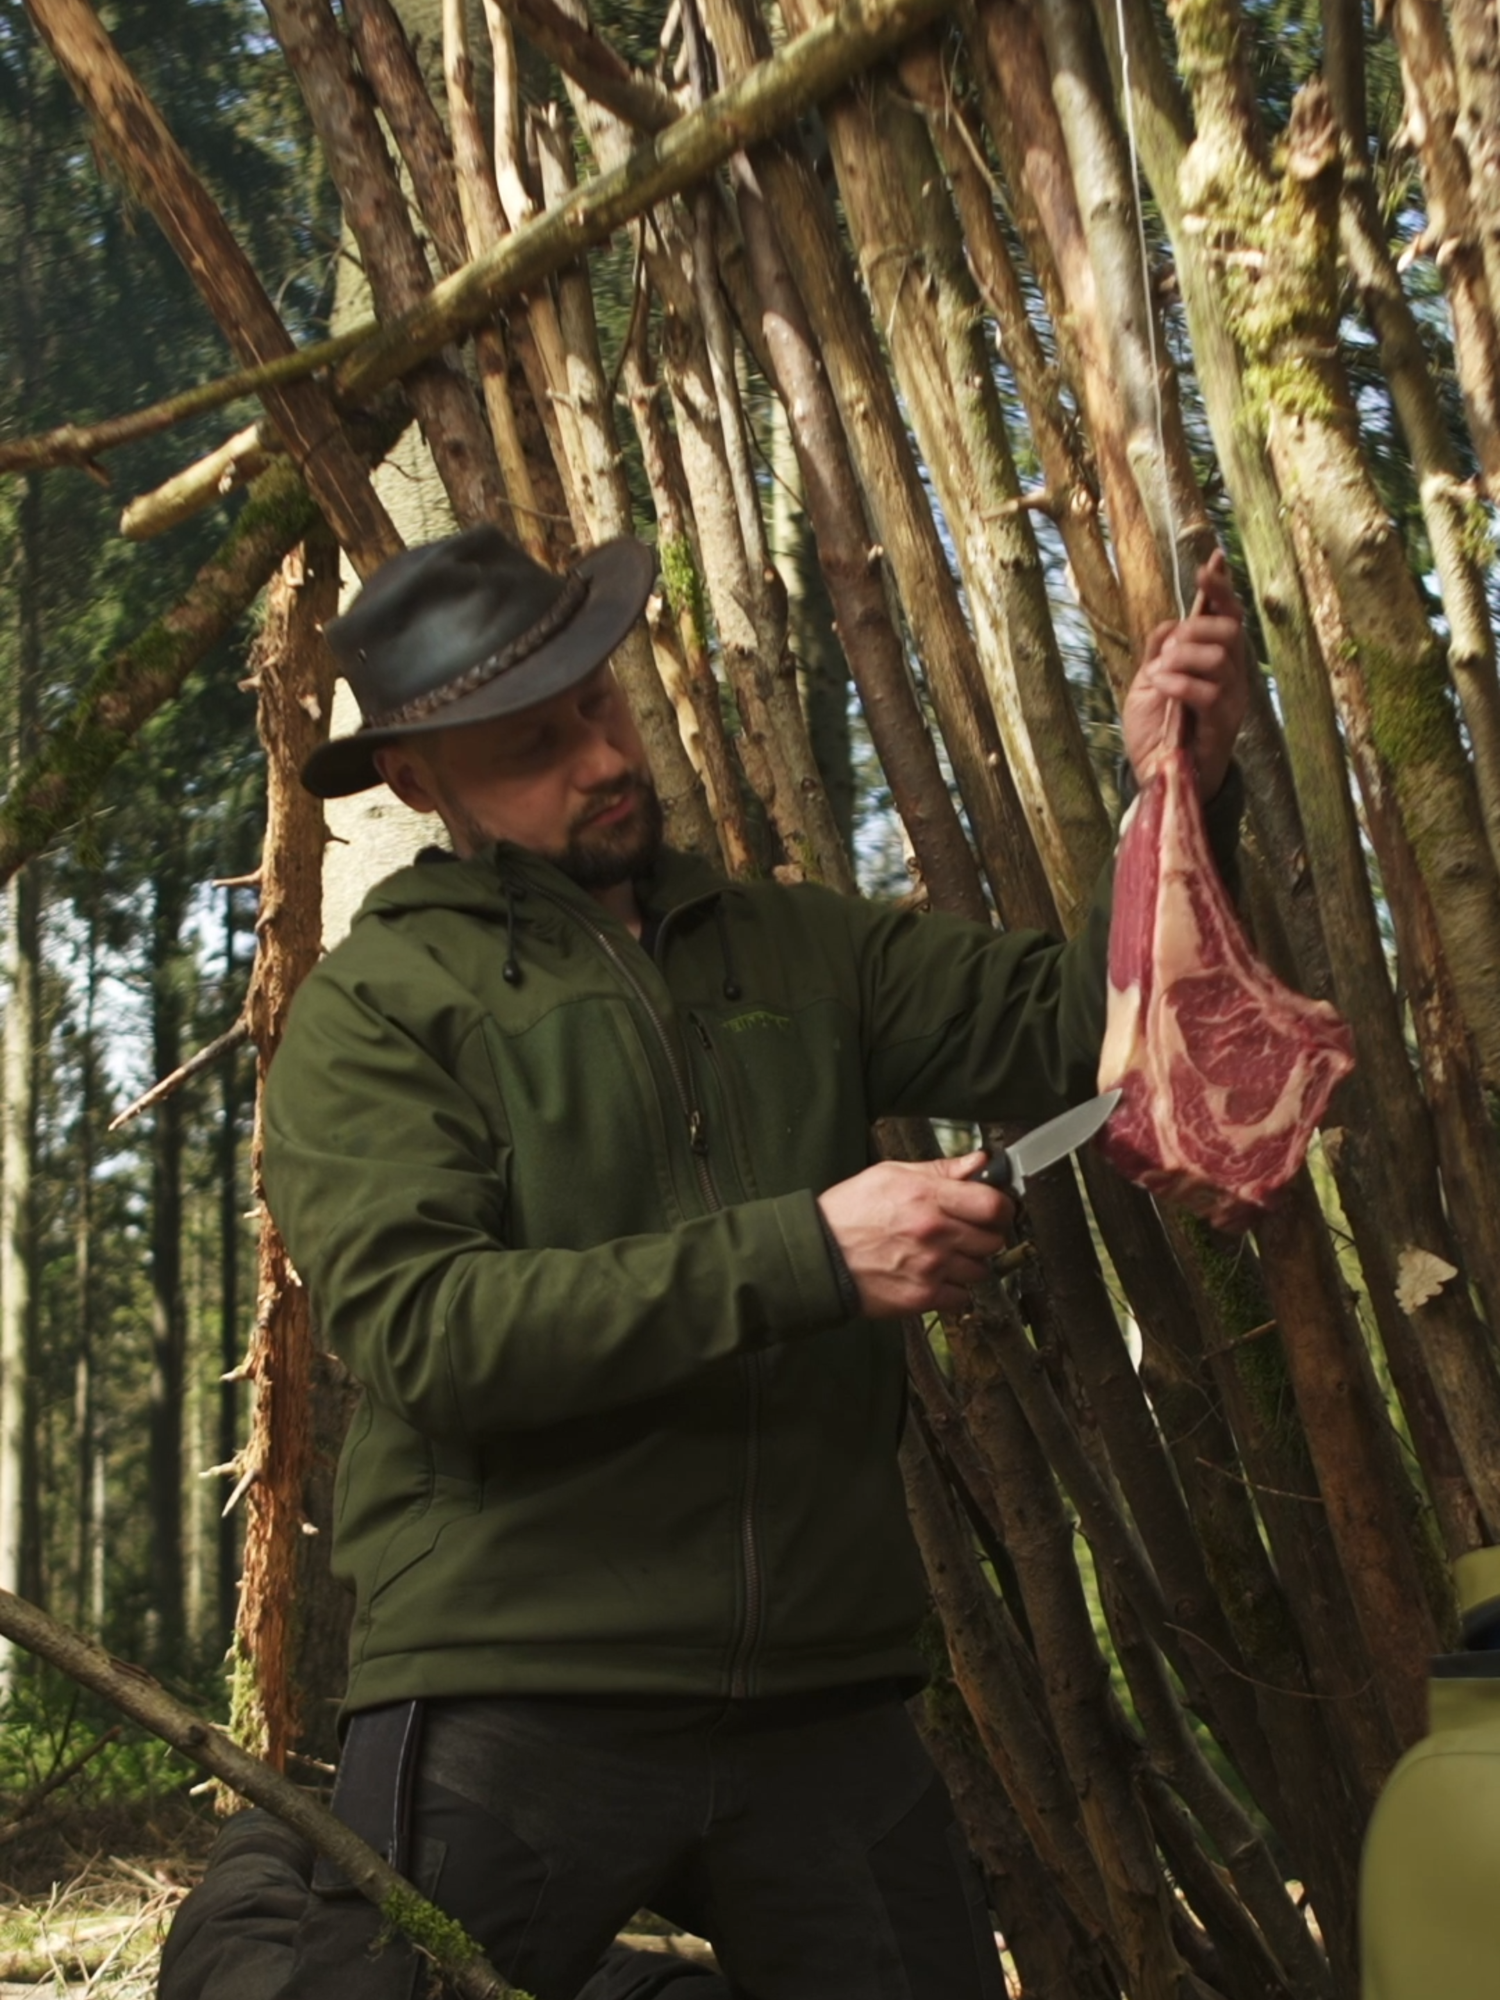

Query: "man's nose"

xmin=573 ymin=722 xmax=633 ymax=789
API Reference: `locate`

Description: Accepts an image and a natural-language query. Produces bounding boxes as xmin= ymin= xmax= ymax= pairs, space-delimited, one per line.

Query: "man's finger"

xmin=944 ymin=1220 xmax=1011 ymax=1263
xmin=941 ymin=1256 xmax=996 ymax=1291
xmin=928 ymin=1175 xmax=1014 ymax=1230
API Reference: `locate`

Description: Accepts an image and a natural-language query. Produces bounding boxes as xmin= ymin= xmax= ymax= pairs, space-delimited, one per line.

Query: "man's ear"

xmin=372 ymin=742 xmax=440 ymax=815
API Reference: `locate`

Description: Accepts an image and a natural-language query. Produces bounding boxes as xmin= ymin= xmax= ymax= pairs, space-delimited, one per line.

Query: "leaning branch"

xmin=0 ymin=459 xmax=316 ymax=889
xmin=0 ymin=1588 xmax=524 ymax=2000
xmin=109 ymin=1017 xmax=250 ymax=1132
xmin=2 ymin=0 xmax=948 ymax=481
xmin=0 ymin=336 xmax=369 ymax=480
xmin=495 ymin=0 xmax=681 ymax=132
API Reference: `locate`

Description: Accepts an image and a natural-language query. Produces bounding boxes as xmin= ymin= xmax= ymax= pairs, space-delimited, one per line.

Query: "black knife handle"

xmin=972 ymin=1150 xmax=1015 ymax=1193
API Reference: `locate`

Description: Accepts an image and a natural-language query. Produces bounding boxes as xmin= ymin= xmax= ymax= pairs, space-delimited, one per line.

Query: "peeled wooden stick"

xmin=120 ymin=423 xmax=276 ymax=541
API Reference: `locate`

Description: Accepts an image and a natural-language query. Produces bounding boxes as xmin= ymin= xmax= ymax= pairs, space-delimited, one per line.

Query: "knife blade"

xmin=971 ymin=1088 xmax=1122 ymax=1195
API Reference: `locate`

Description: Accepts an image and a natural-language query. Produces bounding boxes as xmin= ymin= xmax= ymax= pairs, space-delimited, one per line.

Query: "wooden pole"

xmin=230 ymin=529 xmax=346 ymax=1778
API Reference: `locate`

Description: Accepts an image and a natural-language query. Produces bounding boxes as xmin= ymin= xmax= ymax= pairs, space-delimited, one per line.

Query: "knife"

xmin=970 ymin=1088 xmax=1122 ymax=1195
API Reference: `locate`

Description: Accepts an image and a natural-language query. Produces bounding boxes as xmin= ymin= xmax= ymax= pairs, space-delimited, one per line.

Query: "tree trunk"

xmin=1449 ymin=0 xmax=1500 ymax=359
xmin=73 ymin=901 xmax=100 ymax=1636
xmin=1170 ymin=29 xmax=1500 ymax=1079
xmin=218 ymin=891 xmax=244 ymax=1652
xmin=942 ymin=1297 xmax=1198 ymax=2000
xmin=147 ymin=853 xmax=190 ymax=1666
xmin=768 ymin=399 xmax=855 ymax=857
xmin=234 ymin=532 xmax=349 ymax=1772
xmin=0 ymin=482 xmax=43 ymax=1683
xmin=905 ymin=60 xmax=1134 ymax=699
xmin=1387 ymin=0 xmax=1500 ymax=493
xmin=705 ymin=0 xmax=1056 ymax=932
xmin=967 ymin=0 xmax=1175 ymax=647
xmin=530 ymin=102 xmax=718 ymax=860
xmin=1327 ymin=29 xmax=1500 ymax=877
xmin=1104 ymin=0 xmax=1500 ymax=1551
xmin=1030 ymin=0 xmax=1210 ymax=605
xmin=263 ymin=0 xmax=509 ymax=535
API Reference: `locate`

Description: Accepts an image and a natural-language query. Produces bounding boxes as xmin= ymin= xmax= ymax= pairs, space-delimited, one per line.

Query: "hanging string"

xmin=1113 ymin=0 xmax=1187 ymax=619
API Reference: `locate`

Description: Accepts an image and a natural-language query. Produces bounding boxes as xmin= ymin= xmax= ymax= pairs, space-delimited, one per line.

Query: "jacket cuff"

xmin=816 ymin=1209 xmax=864 ymax=1319
xmin=767 ymin=1190 xmax=857 ymax=1331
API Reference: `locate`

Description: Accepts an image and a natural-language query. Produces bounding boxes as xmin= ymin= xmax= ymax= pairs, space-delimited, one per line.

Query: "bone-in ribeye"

xmin=1097 ymin=718 xmax=1354 ymax=1232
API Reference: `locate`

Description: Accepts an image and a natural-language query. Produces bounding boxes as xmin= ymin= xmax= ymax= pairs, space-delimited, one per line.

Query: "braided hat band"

xmin=362 ymin=573 xmax=592 ymax=732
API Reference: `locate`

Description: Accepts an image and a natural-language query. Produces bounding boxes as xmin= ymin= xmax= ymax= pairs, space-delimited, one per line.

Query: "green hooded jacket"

xmin=262 ymin=823 xmax=1209 ymax=1714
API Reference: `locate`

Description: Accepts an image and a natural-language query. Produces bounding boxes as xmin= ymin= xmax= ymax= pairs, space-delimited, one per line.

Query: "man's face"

xmin=374 ymin=664 xmax=661 ymax=888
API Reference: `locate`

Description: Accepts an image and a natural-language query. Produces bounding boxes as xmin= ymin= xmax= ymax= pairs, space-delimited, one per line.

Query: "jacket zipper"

xmin=528 ymin=882 xmax=765 ymax=1695
xmin=728 ymin=1353 xmax=763 ymax=1697
xmin=532 ymin=885 xmax=721 ymax=1213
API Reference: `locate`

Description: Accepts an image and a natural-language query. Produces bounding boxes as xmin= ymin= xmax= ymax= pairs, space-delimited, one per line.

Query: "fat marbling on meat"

xmin=1097 ymin=711 xmax=1354 ymax=1232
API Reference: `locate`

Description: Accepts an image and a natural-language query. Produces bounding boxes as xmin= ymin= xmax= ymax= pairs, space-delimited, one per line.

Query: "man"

xmin=176 ymin=522 xmax=1247 ymax=2000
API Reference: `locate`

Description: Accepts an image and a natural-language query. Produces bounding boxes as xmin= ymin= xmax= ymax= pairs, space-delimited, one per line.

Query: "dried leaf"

xmin=1395 ymin=1247 xmax=1459 ymax=1314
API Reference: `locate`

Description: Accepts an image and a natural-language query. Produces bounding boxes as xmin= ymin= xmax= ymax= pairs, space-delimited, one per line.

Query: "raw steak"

xmin=1097 ymin=712 xmax=1354 ymax=1232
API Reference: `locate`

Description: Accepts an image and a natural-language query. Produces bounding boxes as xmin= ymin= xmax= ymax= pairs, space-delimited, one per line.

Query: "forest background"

xmin=3 ymin=0 xmax=1500 ymax=1994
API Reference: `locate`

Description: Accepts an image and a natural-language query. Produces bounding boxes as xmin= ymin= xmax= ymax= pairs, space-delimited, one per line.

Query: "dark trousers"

xmin=283 ymin=1684 xmax=1005 ymax=2000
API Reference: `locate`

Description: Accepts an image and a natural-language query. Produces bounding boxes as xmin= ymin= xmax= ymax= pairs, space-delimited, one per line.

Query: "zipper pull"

xmin=688 ymin=1109 xmax=709 ymax=1154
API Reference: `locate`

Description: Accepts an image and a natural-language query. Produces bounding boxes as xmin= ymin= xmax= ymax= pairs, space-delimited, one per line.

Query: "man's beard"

xmin=438 ymin=771 xmax=664 ymax=886
xmin=553 ymin=776 xmax=664 ymax=889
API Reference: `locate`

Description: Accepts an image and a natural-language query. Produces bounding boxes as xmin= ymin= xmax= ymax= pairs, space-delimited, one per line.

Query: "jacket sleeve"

xmin=262 ymin=972 xmax=848 ymax=1440
xmin=847 ymin=770 xmax=1244 ymax=1124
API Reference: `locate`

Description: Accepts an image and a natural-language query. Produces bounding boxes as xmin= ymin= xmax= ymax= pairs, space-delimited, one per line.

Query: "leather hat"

xmin=302 ymin=524 xmax=656 ymax=798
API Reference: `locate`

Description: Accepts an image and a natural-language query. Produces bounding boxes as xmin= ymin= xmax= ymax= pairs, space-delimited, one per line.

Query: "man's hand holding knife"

xmin=816 ymin=1091 xmax=1121 ymax=1318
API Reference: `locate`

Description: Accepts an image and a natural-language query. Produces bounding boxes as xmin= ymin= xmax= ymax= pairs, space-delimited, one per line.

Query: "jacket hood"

xmin=344 ymin=842 xmax=732 ymax=990
xmin=349 ymin=840 xmax=728 ymax=931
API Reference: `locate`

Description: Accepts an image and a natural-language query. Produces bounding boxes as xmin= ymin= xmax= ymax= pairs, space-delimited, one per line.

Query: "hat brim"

xmin=301 ymin=538 xmax=657 ymax=799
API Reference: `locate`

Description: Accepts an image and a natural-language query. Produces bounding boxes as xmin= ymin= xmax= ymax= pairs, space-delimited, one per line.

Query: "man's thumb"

xmin=937 ymin=1150 xmax=987 ymax=1179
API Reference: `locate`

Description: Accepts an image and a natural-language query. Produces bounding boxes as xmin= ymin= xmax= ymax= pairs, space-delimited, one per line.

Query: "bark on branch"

xmin=496 ymin=0 xmax=682 ymax=131
xmin=0 ymin=336 xmax=372 ymax=481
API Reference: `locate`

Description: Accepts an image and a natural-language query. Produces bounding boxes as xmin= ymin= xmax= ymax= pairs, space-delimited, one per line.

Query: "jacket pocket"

xmin=366 ymin=1437 xmax=484 ymax=1607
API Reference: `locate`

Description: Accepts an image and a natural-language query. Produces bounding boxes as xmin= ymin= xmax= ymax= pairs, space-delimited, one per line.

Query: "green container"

xmin=1361 ymin=1548 xmax=1500 ymax=1997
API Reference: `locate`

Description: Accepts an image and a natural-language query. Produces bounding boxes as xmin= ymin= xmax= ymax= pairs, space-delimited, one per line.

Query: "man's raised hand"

xmin=1122 ymin=549 xmax=1250 ymax=801
xmin=817 ymin=1154 xmax=1013 ymax=1318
